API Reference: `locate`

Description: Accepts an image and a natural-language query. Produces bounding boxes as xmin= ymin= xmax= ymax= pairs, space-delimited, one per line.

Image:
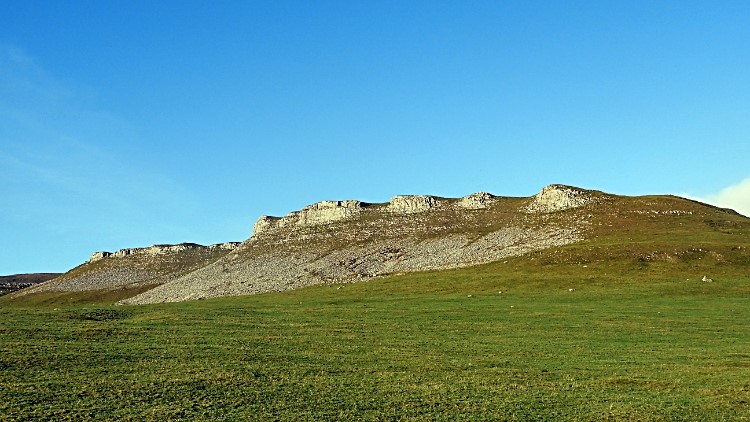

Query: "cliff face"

xmin=253 ymin=200 xmax=365 ymax=235
xmin=88 ymin=242 xmax=240 ymax=263
xmin=120 ymin=185 xmax=602 ymax=304
xmin=524 ymin=184 xmax=602 ymax=213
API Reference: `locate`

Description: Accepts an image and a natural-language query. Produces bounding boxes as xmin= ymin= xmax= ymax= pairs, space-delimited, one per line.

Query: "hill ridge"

xmin=9 ymin=184 xmax=748 ymax=305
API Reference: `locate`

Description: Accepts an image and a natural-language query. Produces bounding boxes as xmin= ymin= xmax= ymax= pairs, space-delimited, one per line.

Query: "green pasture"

xmin=2 ymin=255 xmax=749 ymax=421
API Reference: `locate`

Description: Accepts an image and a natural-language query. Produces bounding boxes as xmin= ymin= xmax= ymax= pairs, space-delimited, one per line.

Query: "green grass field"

xmin=2 ymin=250 xmax=749 ymax=421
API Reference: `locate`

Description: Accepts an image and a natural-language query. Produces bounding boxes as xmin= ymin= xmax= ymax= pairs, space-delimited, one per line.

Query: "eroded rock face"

xmin=525 ymin=184 xmax=594 ymax=213
xmin=89 ymin=251 xmax=112 ymax=262
xmin=253 ymin=200 xmax=365 ymax=235
xmin=253 ymin=216 xmax=281 ymax=235
xmin=388 ymin=195 xmax=441 ymax=213
xmin=297 ymin=200 xmax=364 ymax=226
xmin=458 ymin=192 xmax=497 ymax=209
xmin=209 ymin=242 xmax=242 ymax=251
xmin=88 ymin=242 xmax=240 ymax=262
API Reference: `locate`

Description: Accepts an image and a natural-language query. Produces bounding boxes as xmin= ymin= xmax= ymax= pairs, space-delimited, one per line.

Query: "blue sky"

xmin=1 ymin=1 xmax=749 ymax=275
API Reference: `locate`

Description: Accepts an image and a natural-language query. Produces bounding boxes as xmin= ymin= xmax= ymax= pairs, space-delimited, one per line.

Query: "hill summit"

xmin=12 ymin=184 xmax=748 ymax=305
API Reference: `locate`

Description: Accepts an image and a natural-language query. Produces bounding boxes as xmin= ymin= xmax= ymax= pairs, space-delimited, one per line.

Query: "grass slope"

xmin=1 ymin=193 xmax=749 ymax=420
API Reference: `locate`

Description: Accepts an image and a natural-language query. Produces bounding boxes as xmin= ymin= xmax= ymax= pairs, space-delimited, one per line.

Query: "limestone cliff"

xmin=253 ymin=200 xmax=365 ymax=235
xmin=89 ymin=242 xmax=240 ymax=262
xmin=524 ymin=184 xmax=605 ymax=213
xmin=387 ymin=195 xmax=441 ymax=213
xmin=121 ymin=185 xmax=601 ymax=305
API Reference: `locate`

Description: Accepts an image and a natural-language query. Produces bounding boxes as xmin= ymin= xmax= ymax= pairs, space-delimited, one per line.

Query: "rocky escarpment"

xmin=121 ymin=186 xmax=602 ymax=305
xmin=388 ymin=195 xmax=442 ymax=213
xmin=89 ymin=242 xmax=240 ymax=263
xmin=457 ymin=192 xmax=497 ymax=209
xmin=18 ymin=242 xmax=240 ymax=296
xmin=254 ymin=201 xmax=365 ymax=235
xmin=524 ymin=184 xmax=606 ymax=213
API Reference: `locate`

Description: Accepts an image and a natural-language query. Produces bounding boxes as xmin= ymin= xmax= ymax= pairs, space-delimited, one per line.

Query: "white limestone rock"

xmin=88 ymin=251 xmax=112 ymax=263
xmin=209 ymin=242 xmax=241 ymax=250
xmin=458 ymin=192 xmax=497 ymax=209
xmin=253 ymin=200 xmax=365 ymax=235
xmin=113 ymin=248 xmax=138 ymax=258
xmin=93 ymin=242 xmax=237 ymax=262
xmin=525 ymin=185 xmax=594 ymax=213
xmin=296 ymin=200 xmax=364 ymax=226
xmin=388 ymin=195 xmax=441 ymax=213
xmin=143 ymin=243 xmax=204 ymax=256
xmin=253 ymin=216 xmax=281 ymax=235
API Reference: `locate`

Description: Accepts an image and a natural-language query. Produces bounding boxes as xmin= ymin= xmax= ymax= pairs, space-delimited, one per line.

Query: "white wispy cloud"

xmin=688 ymin=178 xmax=750 ymax=217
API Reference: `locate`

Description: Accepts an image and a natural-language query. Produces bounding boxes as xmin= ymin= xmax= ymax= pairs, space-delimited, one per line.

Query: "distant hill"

xmin=0 ymin=273 xmax=61 ymax=295
xmin=6 ymin=184 xmax=749 ymax=305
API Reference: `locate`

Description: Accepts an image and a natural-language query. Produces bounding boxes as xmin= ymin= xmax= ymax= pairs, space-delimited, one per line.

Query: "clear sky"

xmin=1 ymin=1 xmax=749 ymax=275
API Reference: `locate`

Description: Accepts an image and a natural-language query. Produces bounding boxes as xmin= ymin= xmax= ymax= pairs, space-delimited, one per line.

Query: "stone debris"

xmin=17 ymin=242 xmax=240 ymax=297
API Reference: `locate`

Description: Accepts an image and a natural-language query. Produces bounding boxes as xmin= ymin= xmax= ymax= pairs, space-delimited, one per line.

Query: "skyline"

xmin=1 ymin=1 xmax=749 ymax=274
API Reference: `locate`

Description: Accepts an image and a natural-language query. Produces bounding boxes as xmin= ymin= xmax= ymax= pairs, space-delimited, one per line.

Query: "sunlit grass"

xmin=2 ymin=259 xmax=749 ymax=420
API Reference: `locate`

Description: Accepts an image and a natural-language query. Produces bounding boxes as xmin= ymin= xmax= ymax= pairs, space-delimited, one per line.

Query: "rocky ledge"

xmin=89 ymin=242 xmax=241 ymax=263
xmin=253 ymin=191 xmax=505 ymax=236
xmin=524 ymin=184 xmax=604 ymax=213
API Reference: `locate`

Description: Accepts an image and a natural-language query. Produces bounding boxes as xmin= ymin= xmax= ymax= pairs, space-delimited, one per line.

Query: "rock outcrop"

xmin=209 ymin=242 xmax=242 ymax=251
xmin=524 ymin=184 xmax=601 ymax=213
xmin=89 ymin=242 xmax=240 ymax=263
xmin=253 ymin=216 xmax=281 ymax=235
xmin=388 ymin=195 xmax=441 ymax=213
xmin=458 ymin=192 xmax=497 ymax=209
xmin=253 ymin=201 xmax=365 ymax=235
xmin=89 ymin=251 xmax=112 ymax=262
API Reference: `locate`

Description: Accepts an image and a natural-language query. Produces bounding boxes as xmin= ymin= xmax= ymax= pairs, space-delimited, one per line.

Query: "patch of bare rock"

xmin=524 ymin=184 xmax=603 ymax=213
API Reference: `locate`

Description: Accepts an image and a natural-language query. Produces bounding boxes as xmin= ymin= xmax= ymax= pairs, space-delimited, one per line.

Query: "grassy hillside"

xmin=1 ymin=192 xmax=748 ymax=420
xmin=2 ymin=263 xmax=749 ymax=419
